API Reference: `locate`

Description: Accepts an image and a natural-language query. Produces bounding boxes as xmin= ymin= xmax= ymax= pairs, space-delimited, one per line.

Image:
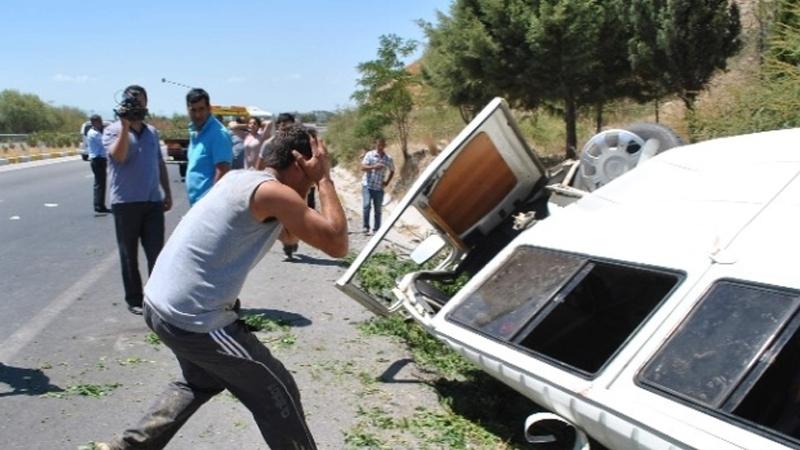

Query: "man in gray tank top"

xmin=97 ymin=124 xmax=347 ymax=450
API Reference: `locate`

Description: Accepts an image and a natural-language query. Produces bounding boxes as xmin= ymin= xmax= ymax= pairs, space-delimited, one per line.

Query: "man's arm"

xmin=214 ymin=162 xmax=230 ymax=183
xmin=106 ymin=120 xmax=130 ymax=163
xmin=159 ymin=157 xmax=173 ymax=211
xmin=251 ymin=139 xmax=348 ymax=258
xmin=212 ymin=129 xmax=233 ymax=183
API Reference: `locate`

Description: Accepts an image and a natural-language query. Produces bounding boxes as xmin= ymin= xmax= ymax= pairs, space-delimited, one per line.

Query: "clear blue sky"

xmin=0 ymin=0 xmax=452 ymax=118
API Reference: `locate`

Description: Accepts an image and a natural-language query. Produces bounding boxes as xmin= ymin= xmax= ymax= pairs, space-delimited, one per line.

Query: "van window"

xmin=448 ymin=246 xmax=680 ymax=376
xmin=639 ymin=280 xmax=800 ymax=441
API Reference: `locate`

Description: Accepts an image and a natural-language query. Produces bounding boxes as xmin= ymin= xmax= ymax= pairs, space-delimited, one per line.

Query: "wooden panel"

xmin=427 ymin=132 xmax=517 ymax=236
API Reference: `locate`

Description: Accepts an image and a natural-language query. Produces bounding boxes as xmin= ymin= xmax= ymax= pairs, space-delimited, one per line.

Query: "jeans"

xmin=90 ymin=157 xmax=107 ymax=210
xmin=111 ymin=202 xmax=165 ymax=307
xmin=362 ymin=187 xmax=384 ymax=231
xmin=110 ymin=306 xmax=317 ymax=450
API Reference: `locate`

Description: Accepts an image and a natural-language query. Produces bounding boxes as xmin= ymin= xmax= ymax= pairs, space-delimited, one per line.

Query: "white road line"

xmin=0 ymin=156 xmax=81 ymax=174
xmin=0 ymin=250 xmax=118 ymax=362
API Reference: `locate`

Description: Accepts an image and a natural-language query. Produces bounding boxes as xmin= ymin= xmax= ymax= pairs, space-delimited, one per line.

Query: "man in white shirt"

xmin=86 ymin=114 xmax=111 ymax=214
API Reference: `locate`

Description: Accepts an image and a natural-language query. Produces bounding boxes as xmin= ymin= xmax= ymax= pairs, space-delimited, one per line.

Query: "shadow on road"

xmin=282 ymin=253 xmax=347 ymax=267
xmin=0 ymin=363 xmax=63 ymax=397
xmin=377 ymin=358 xmax=427 ymax=384
xmin=240 ymin=308 xmax=312 ymax=328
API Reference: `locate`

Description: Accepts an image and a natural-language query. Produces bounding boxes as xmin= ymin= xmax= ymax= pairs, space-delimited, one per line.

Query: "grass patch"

xmin=358 ymin=316 xmax=473 ymax=378
xmin=43 ymin=383 xmax=121 ymax=399
xmin=242 ymin=314 xmax=291 ymax=332
xmin=117 ymin=356 xmax=151 ymax=366
xmin=245 ymin=313 xmax=297 ymax=349
xmin=144 ymin=332 xmax=162 ymax=348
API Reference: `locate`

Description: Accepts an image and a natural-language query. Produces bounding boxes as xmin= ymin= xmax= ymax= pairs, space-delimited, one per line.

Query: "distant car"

xmin=338 ymin=98 xmax=800 ymax=449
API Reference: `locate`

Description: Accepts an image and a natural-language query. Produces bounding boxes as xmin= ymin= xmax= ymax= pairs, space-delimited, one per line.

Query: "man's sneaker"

xmin=363 ymin=228 xmax=371 ymax=235
xmin=95 ymin=207 xmax=112 ymax=214
xmin=127 ymin=305 xmax=143 ymax=316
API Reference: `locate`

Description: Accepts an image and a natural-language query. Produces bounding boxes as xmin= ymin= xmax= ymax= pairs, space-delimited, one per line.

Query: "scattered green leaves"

xmin=358 ymin=315 xmax=473 ymax=378
xmin=43 ymin=383 xmax=121 ymax=399
xmin=144 ymin=332 xmax=162 ymax=348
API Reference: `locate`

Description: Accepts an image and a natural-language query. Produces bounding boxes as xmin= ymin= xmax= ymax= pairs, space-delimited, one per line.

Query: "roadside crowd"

xmin=80 ymin=84 xmax=395 ymax=449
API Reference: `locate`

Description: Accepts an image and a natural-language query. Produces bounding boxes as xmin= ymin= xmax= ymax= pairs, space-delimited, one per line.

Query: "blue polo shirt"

xmin=187 ymin=116 xmax=233 ymax=205
xmin=102 ymin=121 xmax=164 ymax=205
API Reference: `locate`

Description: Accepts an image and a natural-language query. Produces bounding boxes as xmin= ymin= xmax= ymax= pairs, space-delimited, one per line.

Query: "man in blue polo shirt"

xmin=185 ymin=88 xmax=232 ymax=205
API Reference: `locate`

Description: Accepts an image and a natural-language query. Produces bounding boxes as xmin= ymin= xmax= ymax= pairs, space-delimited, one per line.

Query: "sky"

xmin=0 ymin=0 xmax=452 ymax=118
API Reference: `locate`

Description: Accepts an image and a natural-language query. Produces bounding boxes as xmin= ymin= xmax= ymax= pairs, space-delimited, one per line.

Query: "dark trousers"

xmin=90 ymin=157 xmax=108 ymax=210
xmin=111 ymin=305 xmax=317 ymax=450
xmin=111 ymin=202 xmax=164 ymax=307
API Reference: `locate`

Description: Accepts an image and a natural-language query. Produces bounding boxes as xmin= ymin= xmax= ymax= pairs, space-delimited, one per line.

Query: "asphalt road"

xmin=0 ymin=158 xmax=446 ymax=449
xmin=0 ymin=158 xmax=188 ymax=346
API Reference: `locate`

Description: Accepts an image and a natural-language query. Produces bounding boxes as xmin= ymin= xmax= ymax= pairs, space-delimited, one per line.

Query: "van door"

xmin=335 ymin=98 xmax=548 ymax=318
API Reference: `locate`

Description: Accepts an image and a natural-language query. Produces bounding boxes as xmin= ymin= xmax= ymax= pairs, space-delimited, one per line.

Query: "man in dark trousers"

xmin=97 ymin=124 xmax=347 ymax=450
xmin=86 ymin=114 xmax=111 ymax=213
xmin=103 ymin=85 xmax=172 ymax=315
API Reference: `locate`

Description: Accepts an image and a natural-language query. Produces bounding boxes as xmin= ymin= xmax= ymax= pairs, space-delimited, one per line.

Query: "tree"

xmin=0 ymin=90 xmax=58 ymax=133
xmin=628 ymin=0 xmax=742 ymax=110
xmin=422 ymin=0 xmax=634 ymax=158
xmin=352 ymin=34 xmax=418 ymax=163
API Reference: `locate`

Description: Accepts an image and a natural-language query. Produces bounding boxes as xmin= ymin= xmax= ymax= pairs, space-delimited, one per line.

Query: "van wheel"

xmin=623 ymin=123 xmax=684 ymax=153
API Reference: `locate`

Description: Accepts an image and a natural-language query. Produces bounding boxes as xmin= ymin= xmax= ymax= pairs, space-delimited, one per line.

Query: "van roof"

xmin=523 ymin=127 xmax=800 ymax=289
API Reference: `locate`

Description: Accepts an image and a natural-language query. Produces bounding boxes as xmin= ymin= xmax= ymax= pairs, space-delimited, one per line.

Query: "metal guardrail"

xmin=0 ymin=134 xmax=28 ymax=143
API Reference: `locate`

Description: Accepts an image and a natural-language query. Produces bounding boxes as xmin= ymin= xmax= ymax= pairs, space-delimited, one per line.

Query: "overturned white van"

xmin=337 ymin=98 xmax=800 ymax=449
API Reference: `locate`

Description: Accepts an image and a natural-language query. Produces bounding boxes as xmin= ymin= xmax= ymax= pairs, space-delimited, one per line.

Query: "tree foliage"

xmin=352 ymin=34 xmax=418 ymax=162
xmin=0 ymin=90 xmax=88 ymax=134
xmin=628 ymin=0 xmax=741 ymax=110
xmin=421 ymin=0 xmax=742 ymax=156
xmin=422 ymin=0 xmax=637 ymax=157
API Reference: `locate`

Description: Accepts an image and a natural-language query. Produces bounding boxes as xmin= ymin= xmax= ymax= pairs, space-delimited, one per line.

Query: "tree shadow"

xmin=239 ymin=308 xmax=312 ymax=328
xmin=0 ymin=363 xmax=63 ymax=397
xmin=283 ymin=253 xmax=348 ymax=267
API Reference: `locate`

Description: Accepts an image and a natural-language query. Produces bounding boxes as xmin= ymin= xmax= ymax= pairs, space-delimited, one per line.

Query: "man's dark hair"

xmin=263 ymin=123 xmax=312 ymax=170
xmin=123 ymin=85 xmax=147 ymax=101
xmin=275 ymin=112 xmax=295 ymax=126
xmin=186 ymin=88 xmax=210 ymax=106
xmin=89 ymin=114 xmax=102 ymax=122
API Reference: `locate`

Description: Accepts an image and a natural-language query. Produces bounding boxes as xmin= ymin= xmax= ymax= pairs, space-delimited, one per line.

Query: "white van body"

xmin=338 ymin=98 xmax=800 ymax=449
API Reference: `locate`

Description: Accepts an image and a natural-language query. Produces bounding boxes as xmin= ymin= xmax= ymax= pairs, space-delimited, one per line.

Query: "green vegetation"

xmin=690 ymin=0 xmax=800 ymax=139
xmin=359 ymin=315 xmax=473 ymax=378
xmin=421 ymin=0 xmax=741 ymax=157
xmin=144 ymin=332 xmax=162 ymax=348
xmin=243 ymin=313 xmax=297 ymax=349
xmin=43 ymin=383 xmax=121 ymax=399
xmin=353 ymin=34 xmax=419 ymax=163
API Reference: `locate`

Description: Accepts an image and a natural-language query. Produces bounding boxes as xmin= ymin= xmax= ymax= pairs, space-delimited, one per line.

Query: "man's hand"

xmin=163 ymin=195 xmax=173 ymax=212
xmin=120 ymin=116 xmax=131 ymax=131
xmin=293 ymin=136 xmax=331 ymax=183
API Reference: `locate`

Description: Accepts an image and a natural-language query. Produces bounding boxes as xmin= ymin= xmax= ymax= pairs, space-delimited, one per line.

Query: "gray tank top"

xmin=145 ymin=170 xmax=282 ymax=332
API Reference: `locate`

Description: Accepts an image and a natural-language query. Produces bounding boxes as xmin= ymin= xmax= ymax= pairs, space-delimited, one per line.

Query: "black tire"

xmin=623 ymin=123 xmax=684 ymax=154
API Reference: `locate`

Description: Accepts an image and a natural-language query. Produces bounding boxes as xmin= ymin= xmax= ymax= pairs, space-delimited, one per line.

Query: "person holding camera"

xmin=102 ymin=85 xmax=173 ymax=316
xmin=186 ymin=88 xmax=232 ymax=205
xmin=95 ymin=124 xmax=347 ymax=450
xmin=86 ymin=114 xmax=111 ymax=214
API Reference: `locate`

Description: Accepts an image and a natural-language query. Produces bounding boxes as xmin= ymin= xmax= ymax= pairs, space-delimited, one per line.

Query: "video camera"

xmin=114 ymin=90 xmax=148 ymax=121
